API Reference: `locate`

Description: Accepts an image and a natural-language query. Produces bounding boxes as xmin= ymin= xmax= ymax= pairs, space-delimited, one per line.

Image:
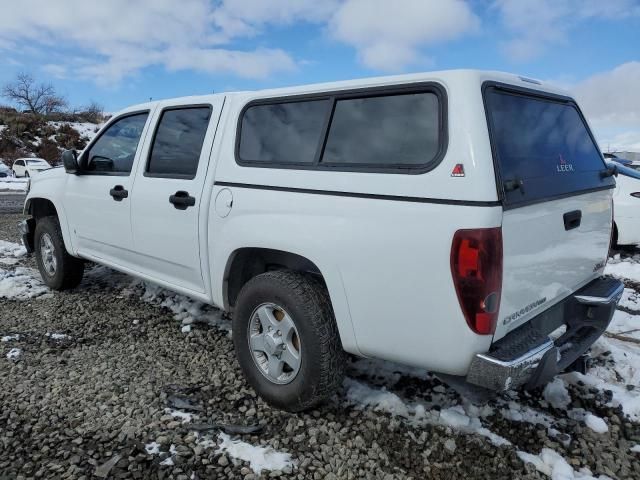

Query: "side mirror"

xmin=62 ymin=149 xmax=80 ymax=174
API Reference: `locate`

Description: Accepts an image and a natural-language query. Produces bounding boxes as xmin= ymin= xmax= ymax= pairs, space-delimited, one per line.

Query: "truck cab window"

xmin=85 ymin=113 xmax=149 ymax=174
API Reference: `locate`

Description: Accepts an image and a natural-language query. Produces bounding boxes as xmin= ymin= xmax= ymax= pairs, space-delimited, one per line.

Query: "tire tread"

xmin=234 ymin=270 xmax=345 ymax=411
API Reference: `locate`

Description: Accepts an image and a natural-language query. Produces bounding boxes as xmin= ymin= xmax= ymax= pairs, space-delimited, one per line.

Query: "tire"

xmin=24 ymin=171 xmax=29 ymax=178
xmin=233 ymin=270 xmax=345 ymax=412
xmin=34 ymin=216 xmax=84 ymax=290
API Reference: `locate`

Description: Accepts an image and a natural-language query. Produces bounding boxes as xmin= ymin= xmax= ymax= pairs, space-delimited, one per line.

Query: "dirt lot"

xmin=1 ymin=210 xmax=639 ymax=480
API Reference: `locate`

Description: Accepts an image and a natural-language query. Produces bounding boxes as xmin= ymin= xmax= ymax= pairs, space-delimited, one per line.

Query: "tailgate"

xmin=483 ymin=83 xmax=615 ymax=340
xmin=497 ymin=190 xmax=611 ymax=339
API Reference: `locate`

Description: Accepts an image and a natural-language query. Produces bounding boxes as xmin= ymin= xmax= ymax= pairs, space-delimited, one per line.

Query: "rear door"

xmin=484 ymin=85 xmax=615 ymax=340
xmin=129 ymin=99 xmax=224 ymax=294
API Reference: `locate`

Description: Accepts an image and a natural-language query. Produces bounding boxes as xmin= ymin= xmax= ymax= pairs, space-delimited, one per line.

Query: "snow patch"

xmin=608 ymin=309 xmax=640 ymax=340
xmin=1 ymin=334 xmax=20 ymax=342
xmin=517 ymin=448 xmax=607 ymax=480
xmin=46 ymin=332 xmax=70 ymax=340
xmin=543 ymin=378 xmax=571 ymax=410
xmin=344 ymin=378 xmax=510 ymax=447
xmin=216 ymin=432 xmax=295 ymax=475
xmin=145 ymin=442 xmax=160 ymax=455
xmin=605 ymin=259 xmax=640 ymax=283
xmin=0 ymin=178 xmax=28 ymax=191
xmin=500 ymin=400 xmax=556 ymax=428
xmin=0 ymin=266 xmax=49 ymax=299
xmin=568 ymin=409 xmax=608 ymax=434
xmin=140 ymin=281 xmax=227 ymax=331
xmin=564 ymin=333 xmax=640 ymax=420
xmin=618 ymin=288 xmax=640 ymax=312
xmin=6 ymin=348 xmax=21 ymax=361
xmin=584 ymin=414 xmax=608 ymax=434
xmin=0 ymin=240 xmax=27 ymax=259
xmin=165 ymin=408 xmax=195 ymax=423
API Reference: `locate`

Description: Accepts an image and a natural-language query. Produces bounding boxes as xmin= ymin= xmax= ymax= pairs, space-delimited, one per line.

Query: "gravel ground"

xmin=0 ymin=193 xmax=26 ymax=214
xmin=1 ymin=211 xmax=639 ymax=480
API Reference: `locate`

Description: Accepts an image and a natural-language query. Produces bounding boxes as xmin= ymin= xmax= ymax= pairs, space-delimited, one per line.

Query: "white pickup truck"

xmin=20 ymin=70 xmax=622 ymax=411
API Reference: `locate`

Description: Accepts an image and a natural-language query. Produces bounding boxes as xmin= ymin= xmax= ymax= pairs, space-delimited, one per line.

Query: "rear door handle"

xmin=169 ymin=191 xmax=196 ymax=210
xmin=109 ymin=185 xmax=128 ymax=201
xmin=563 ymin=210 xmax=582 ymax=231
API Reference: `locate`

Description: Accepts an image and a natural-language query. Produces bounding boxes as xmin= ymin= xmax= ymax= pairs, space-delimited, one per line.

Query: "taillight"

xmin=450 ymin=228 xmax=503 ymax=335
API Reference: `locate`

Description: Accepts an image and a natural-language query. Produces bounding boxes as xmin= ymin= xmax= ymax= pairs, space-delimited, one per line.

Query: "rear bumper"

xmin=466 ymin=276 xmax=623 ymax=391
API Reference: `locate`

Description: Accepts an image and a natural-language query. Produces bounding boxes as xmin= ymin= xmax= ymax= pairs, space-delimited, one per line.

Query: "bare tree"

xmin=2 ymin=73 xmax=66 ymax=115
xmin=81 ymin=100 xmax=105 ymax=123
xmin=42 ymin=94 xmax=68 ymax=115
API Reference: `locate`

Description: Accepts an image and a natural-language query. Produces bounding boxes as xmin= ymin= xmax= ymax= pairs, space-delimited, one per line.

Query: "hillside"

xmin=0 ymin=109 xmax=102 ymax=167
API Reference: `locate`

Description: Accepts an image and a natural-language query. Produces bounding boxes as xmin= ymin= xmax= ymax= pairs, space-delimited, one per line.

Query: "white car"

xmin=12 ymin=158 xmax=51 ymax=177
xmin=19 ymin=70 xmax=622 ymax=411
xmin=609 ymin=161 xmax=640 ymax=246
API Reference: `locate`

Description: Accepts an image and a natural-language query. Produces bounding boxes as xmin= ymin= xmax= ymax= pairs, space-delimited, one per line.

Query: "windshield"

xmin=485 ymin=86 xmax=614 ymax=206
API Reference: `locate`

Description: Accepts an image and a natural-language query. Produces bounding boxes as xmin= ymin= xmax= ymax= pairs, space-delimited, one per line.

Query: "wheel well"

xmin=224 ymin=248 xmax=323 ymax=310
xmin=23 ymin=198 xmax=59 ymax=252
xmin=27 ymin=198 xmax=58 ymax=219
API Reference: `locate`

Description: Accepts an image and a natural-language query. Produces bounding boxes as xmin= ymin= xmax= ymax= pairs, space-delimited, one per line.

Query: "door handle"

xmin=563 ymin=210 xmax=582 ymax=231
xmin=169 ymin=191 xmax=196 ymax=210
xmin=109 ymin=185 xmax=128 ymax=201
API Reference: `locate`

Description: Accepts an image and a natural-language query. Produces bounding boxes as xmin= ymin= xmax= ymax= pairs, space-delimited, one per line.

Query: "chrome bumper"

xmin=466 ymin=276 xmax=623 ymax=391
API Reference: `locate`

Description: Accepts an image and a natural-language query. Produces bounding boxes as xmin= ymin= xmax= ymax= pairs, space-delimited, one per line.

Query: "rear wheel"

xmin=34 ymin=216 xmax=84 ymax=290
xmin=233 ymin=270 xmax=345 ymax=412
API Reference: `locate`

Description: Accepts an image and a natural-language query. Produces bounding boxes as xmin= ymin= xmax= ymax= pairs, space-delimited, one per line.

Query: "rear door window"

xmin=485 ymin=87 xmax=613 ymax=206
xmin=146 ymin=106 xmax=212 ymax=179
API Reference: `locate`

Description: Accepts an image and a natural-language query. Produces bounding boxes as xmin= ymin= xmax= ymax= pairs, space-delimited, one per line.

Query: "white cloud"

xmin=571 ymin=62 xmax=640 ymax=151
xmin=494 ymin=0 xmax=640 ymax=61
xmin=574 ymin=62 xmax=640 ymax=127
xmin=328 ymin=0 xmax=479 ymax=71
xmin=0 ymin=0 xmax=297 ymax=83
xmin=0 ymin=0 xmax=481 ymax=83
xmin=212 ymin=0 xmax=340 ymax=38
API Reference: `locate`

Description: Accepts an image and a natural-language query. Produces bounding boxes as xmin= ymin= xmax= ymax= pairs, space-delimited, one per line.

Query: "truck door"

xmin=63 ymin=111 xmax=153 ymax=264
xmin=129 ymin=98 xmax=224 ymax=294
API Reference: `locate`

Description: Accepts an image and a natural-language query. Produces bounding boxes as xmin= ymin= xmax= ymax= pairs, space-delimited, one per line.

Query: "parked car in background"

xmin=608 ymin=160 xmax=640 ymax=246
xmin=20 ymin=70 xmax=622 ymax=411
xmin=12 ymin=158 xmax=51 ymax=177
xmin=0 ymin=162 xmax=12 ymax=178
xmin=604 ymin=153 xmax=640 ymax=171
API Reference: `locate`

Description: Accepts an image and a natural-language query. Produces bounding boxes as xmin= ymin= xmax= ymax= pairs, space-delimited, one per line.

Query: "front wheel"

xmin=233 ymin=270 xmax=345 ymax=412
xmin=34 ymin=216 xmax=84 ymax=290
xmin=24 ymin=171 xmax=29 ymax=178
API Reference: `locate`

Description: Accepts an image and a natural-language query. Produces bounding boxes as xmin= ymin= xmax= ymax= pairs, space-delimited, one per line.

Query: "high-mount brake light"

xmin=450 ymin=228 xmax=503 ymax=335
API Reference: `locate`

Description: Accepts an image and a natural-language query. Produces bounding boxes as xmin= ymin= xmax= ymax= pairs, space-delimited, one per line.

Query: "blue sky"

xmin=1 ymin=0 xmax=639 ymax=149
